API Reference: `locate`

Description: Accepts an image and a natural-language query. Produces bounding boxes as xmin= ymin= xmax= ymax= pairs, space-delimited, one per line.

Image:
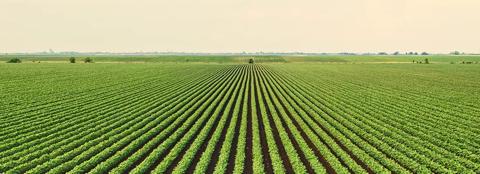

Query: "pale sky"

xmin=1 ymin=0 xmax=480 ymax=53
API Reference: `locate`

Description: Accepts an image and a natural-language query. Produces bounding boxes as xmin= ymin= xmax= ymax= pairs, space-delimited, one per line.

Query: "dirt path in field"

xmin=92 ymin=78 xmax=213 ymax=173
xmin=261 ymin=66 xmax=349 ymax=173
xmin=266 ymin=66 xmax=374 ymax=173
xmin=202 ymin=65 xmax=246 ymax=173
xmin=122 ymin=68 xmax=234 ymax=174
xmin=257 ymin=66 xmax=316 ymax=174
xmin=139 ymin=67 xmax=238 ymax=173
xmin=254 ymin=67 xmax=294 ymax=173
xmin=284 ymin=74 xmax=414 ymax=173
xmin=253 ymin=68 xmax=274 ymax=173
xmin=244 ymin=66 xmax=254 ymax=174
xmin=262 ymin=66 xmax=377 ymax=174
xmin=225 ymin=66 xmax=248 ymax=173
xmin=163 ymin=67 xmax=242 ymax=173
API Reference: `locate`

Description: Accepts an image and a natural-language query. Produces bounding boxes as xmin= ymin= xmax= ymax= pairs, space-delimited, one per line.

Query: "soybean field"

xmin=1 ymin=62 xmax=479 ymax=173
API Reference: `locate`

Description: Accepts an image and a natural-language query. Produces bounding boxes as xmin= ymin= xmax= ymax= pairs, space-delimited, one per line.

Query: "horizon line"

xmin=1 ymin=51 xmax=478 ymax=56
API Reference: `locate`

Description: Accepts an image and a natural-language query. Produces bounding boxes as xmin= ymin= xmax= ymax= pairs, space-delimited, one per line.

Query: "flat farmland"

xmin=1 ymin=61 xmax=479 ymax=173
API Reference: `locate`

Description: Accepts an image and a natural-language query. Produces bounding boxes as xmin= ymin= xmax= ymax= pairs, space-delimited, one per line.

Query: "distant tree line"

xmin=450 ymin=51 xmax=463 ymax=55
xmin=84 ymin=57 xmax=93 ymax=63
xmin=413 ymin=58 xmax=430 ymax=64
xmin=6 ymin=58 xmax=21 ymax=63
xmin=69 ymin=57 xmax=93 ymax=63
xmin=4 ymin=57 xmax=94 ymax=63
xmin=385 ymin=51 xmax=429 ymax=55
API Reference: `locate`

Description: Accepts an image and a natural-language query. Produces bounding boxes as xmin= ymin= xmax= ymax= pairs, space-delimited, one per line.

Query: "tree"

xmin=393 ymin=51 xmax=400 ymax=55
xmin=84 ymin=57 xmax=93 ymax=63
xmin=424 ymin=58 xmax=429 ymax=64
xmin=6 ymin=58 xmax=21 ymax=63
xmin=249 ymin=58 xmax=254 ymax=64
xmin=378 ymin=52 xmax=388 ymax=55
xmin=421 ymin=52 xmax=429 ymax=55
xmin=69 ymin=57 xmax=76 ymax=63
xmin=451 ymin=51 xmax=460 ymax=55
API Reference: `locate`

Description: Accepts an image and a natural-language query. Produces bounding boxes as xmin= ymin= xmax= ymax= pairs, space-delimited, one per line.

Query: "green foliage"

xmin=84 ymin=57 xmax=93 ymax=63
xmin=1 ymin=54 xmax=480 ymax=64
xmin=0 ymin=63 xmax=479 ymax=174
xmin=451 ymin=51 xmax=461 ymax=55
xmin=6 ymin=58 xmax=21 ymax=63
xmin=69 ymin=57 xmax=76 ymax=63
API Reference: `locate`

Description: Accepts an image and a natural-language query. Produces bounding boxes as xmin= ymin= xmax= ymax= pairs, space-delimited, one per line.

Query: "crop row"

xmin=1 ymin=63 xmax=478 ymax=173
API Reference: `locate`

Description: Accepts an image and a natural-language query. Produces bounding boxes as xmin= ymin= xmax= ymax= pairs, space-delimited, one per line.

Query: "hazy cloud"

xmin=1 ymin=0 xmax=479 ymax=53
